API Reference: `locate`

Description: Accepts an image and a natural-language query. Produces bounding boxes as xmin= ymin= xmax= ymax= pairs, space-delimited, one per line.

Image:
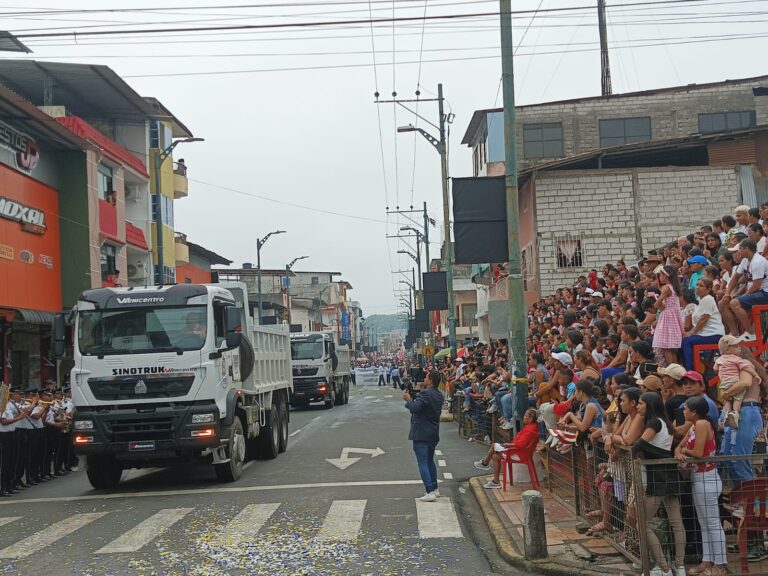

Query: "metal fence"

xmin=546 ymin=441 xmax=768 ymax=576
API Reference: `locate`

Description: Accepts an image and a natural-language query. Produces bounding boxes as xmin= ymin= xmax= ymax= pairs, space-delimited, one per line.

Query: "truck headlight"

xmin=74 ymin=420 xmax=94 ymax=430
xmin=191 ymin=413 xmax=215 ymax=424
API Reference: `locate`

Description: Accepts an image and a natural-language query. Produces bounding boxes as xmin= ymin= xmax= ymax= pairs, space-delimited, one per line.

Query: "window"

xmin=97 ymin=164 xmax=114 ymax=202
xmin=522 ymin=244 xmax=535 ymax=290
xmin=149 ymin=120 xmax=173 ymax=150
xmin=311 ymin=276 xmax=319 ymax=286
xmin=461 ymin=304 xmax=478 ymax=327
xmin=554 ymin=236 xmax=584 ymax=268
xmin=100 ymin=243 xmax=117 ymax=281
xmin=523 ymin=123 xmax=564 ymax=159
xmin=154 ymin=265 xmax=176 ymax=285
xmin=698 ymin=111 xmax=756 ymax=133
xmin=599 ymin=117 xmax=651 ymax=147
xmin=152 ymin=195 xmax=175 ymax=227
xmin=213 ymin=301 xmax=227 ymax=346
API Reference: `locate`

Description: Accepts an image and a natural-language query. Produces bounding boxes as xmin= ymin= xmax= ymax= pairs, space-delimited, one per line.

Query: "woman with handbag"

xmin=674 ymin=396 xmax=727 ymax=576
xmin=635 ymin=392 xmax=686 ymax=576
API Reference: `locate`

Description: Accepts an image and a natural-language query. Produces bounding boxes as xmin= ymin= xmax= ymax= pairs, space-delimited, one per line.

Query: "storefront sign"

xmin=0 ymin=244 xmax=12 ymax=261
xmin=0 ymin=121 xmax=39 ymax=173
xmin=0 ymin=196 xmax=47 ymax=234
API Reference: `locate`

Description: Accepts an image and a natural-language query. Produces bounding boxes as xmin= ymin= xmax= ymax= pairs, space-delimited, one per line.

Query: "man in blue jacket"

xmin=403 ymin=370 xmax=444 ymax=502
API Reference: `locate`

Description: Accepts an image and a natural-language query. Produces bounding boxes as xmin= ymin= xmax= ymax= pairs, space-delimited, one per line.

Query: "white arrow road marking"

xmin=97 ymin=508 xmax=192 ymax=554
xmin=317 ymin=500 xmax=367 ymax=541
xmin=415 ymin=498 xmax=463 ymax=539
xmin=0 ymin=512 xmax=109 ymax=558
xmin=325 ymin=447 xmax=385 ymax=469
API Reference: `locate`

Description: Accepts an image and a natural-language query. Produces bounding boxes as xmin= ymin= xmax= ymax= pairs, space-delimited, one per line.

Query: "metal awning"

xmin=13 ymin=308 xmax=55 ymax=326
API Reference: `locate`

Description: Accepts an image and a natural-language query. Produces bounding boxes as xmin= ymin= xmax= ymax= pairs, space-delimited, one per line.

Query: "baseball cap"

xmin=551 ymin=351 xmax=573 ymax=366
xmin=656 ymin=363 xmax=686 ymax=380
xmin=728 ymin=244 xmax=741 ymax=252
xmin=686 ymin=255 xmax=709 ymax=265
xmin=591 ymin=291 xmax=604 ymax=298
xmin=682 ymin=370 xmax=704 ymax=383
xmin=718 ymin=334 xmax=741 ymax=354
xmin=638 ymin=375 xmax=662 ymax=391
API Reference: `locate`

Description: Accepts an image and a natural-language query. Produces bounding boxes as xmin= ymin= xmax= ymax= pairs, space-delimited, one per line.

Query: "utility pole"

xmin=500 ymin=0 xmax=526 ymax=377
xmin=437 ymin=84 xmax=457 ymax=359
xmin=598 ymin=0 xmax=612 ymax=96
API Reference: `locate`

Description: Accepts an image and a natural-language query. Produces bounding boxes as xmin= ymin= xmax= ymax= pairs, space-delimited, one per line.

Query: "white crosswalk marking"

xmin=96 ymin=508 xmax=193 ymax=554
xmin=317 ymin=499 xmax=366 ymax=542
xmin=415 ymin=498 xmax=463 ymax=539
xmin=0 ymin=512 xmax=109 ymax=559
xmin=0 ymin=517 xmax=20 ymax=528
xmin=217 ymin=503 xmax=279 ymax=540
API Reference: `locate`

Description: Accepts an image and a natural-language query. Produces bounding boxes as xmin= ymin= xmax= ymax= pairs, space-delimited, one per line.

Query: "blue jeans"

xmin=720 ymin=405 xmax=762 ymax=483
xmin=413 ymin=441 xmax=438 ymax=493
xmin=500 ymin=393 xmax=515 ymax=422
xmin=681 ymin=333 xmax=722 ymax=370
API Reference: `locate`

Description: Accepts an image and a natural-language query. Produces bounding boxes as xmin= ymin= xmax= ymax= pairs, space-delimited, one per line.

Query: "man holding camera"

xmin=403 ymin=370 xmax=444 ymax=502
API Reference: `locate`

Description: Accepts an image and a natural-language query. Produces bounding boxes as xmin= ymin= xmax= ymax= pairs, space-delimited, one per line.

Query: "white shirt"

xmin=759 ymin=237 xmax=767 ymax=255
xmin=744 ymin=252 xmax=768 ymax=292
xmin=31 ymin=405 xmax=45 ymax=429
xmin=15 ymin=401 xmax=33 ymax=430
xmin=0 ymin=403 xmax=17 ymax=432
xmin=692 ymin=294 xmax=725 ymax=337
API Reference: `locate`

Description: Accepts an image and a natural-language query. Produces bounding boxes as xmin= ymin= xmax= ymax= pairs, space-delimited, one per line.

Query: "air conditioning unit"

xmin=127 ymin=263 xmax=147 ymax=279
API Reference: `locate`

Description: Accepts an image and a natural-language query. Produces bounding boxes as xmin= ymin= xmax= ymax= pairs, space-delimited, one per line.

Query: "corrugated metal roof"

xmin=14 ymin=308 xmax=55 ymax=326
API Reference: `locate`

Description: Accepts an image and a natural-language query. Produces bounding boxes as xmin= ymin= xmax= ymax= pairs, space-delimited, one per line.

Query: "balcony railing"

xmin=173 ymin=163 xmax=188 ymax=199
xmin=175 ymin=232 xmax=189 ymax=263
xmin=98 ymin=199 xmax=118 ymax=241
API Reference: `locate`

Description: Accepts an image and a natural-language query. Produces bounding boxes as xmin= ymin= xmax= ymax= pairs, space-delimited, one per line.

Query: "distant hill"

xmin=365 ymin=313 xmax=406 ymax=335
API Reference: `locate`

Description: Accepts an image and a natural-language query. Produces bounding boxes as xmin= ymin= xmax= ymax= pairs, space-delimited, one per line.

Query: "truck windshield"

xmin=290 ymin=340 xmax=323 ymax=360
xmin=78 ymin=305 xmax=208 ymax=355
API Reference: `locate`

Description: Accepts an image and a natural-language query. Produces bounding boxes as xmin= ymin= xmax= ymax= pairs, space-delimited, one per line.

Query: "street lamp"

xmin=284 ymin=255 xmax=308 ymax=324
xmin=256 ymin=229 xmax=286 ymax=324
xmin=396 ymin=85 xmax=456 ymax=359
xmin=154 ymin=137 xmax=204 ymax=284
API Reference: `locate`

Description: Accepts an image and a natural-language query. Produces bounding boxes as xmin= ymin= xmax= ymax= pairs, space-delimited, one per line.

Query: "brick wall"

xmin=534 ymin=166 xmax=741 ymax=296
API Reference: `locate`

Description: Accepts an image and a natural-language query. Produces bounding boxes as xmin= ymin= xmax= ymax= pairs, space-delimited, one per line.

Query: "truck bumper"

xmin=290 ymin=378 xmax=330 ymax=403
xmin=72 ymin=403 xmax=222 ymax=463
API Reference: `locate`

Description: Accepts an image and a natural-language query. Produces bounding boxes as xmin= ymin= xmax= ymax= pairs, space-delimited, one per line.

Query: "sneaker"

xmin=474 ymin=460 xmax=491 ymax=471
xmin=674 ymin=567 xmax=686 ymax=576
xmin=431 ymin=489 xmax=440 ymax=498
xmin=725 ymin=410 xmax=740 ymax=429
xmin=739 ymin=331 xmax=756 ymax=342
xmin=486 ymin=404 xmax=498 ymax=414
xmin=501 ymin=421 xmax=515 ymax=430
xmin=483 ymin=480 xmax=502 ymax=489
xmin=748 ymin=544 xmax=767 ymax=562
xmin=419 ymin=492 xmax=437 ymax=502
xmin=649 ymin=567 xmax=672 ymax=576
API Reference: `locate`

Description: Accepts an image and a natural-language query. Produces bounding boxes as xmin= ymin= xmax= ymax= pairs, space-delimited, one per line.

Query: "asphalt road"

xmin=0 ymin=384 xmax=530 ymax=576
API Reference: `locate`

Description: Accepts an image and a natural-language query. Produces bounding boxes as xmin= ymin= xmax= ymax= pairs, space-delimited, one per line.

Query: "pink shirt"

xmin=714 ymin=353 xmax=752 ymax=382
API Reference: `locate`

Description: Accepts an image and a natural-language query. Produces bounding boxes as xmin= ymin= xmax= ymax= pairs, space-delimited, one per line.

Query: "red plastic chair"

xmin=729 ymin=477 xmax=768 ymax=573
xmin=500 ymin=447 xmax=539 ymax=491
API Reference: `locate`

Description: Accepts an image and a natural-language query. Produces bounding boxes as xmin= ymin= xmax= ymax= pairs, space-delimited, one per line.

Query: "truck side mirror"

xmin=328 ymin=342 xmax=336 ymax=355
xmin=52 ymin=314 xmax=66 ymax=358
xmin=225 ymin=307 xmax=242 ymax=350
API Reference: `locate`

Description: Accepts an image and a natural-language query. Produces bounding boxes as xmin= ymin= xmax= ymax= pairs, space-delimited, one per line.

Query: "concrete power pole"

xmin=598 ymin=0 xmax=612 ymax=96
xmin=499 ymin=0 xmax=527 ymax=377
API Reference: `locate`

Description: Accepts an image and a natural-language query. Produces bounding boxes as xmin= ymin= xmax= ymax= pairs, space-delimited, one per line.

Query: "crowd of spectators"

xmin=445 ymin=204 xmax=768 ymax=576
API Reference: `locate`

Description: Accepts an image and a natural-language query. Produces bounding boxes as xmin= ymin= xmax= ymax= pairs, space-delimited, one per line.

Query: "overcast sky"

xmin=6 ymin=0 xmax=767 ymax=315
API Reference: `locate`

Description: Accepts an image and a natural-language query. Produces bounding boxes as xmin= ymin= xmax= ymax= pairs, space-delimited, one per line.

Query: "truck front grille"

xmin=88 ymin=375 xmax=195 ymax=401
xmin=293 ymin=379 xmax=324 ymax=394
xmin=105 ymin=416 xmax=176 ymax=442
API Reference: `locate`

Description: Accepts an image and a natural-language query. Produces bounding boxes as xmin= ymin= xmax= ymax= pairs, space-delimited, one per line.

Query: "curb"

xmin=469 ymin=477 xmax=635 ymax=576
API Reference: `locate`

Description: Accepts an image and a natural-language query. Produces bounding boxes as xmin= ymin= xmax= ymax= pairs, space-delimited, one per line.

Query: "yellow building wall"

xmin=149 ymin=120 xmax=178 ymax=274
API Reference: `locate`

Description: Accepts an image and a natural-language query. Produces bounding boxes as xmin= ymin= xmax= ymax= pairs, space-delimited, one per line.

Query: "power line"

xmin=188 ymin=178 xmax=388 ymax=223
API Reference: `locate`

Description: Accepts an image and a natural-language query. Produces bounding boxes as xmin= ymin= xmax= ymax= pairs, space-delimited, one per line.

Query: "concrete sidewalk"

xmin=470 ymin=475 xmax=640 ymax=576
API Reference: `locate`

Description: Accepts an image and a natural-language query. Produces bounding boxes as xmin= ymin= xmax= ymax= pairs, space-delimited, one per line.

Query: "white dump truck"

xmin=289 ymin=331 xmax=350 ymax=409
xmin=53 ymin=283 xmax=293 ymax=489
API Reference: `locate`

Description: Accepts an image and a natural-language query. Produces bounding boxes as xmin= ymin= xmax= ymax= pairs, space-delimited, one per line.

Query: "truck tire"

xmin=278 ymin=399 xmax=289 ymax=453
xmin=239 ymin=338 xmax=255 ymax=382
xmin=334 ymin=379 xmax=344 ymax=407
xmin=86 ymin=456 xmax=122 ymax=490
xmin=342 ymin=378 xmax=350 ymax=404
xmin=214 ymin=416 xmax=245 ymax=482
xmin=324 ymin=387 xmax=335 ymax=409
xmin=256 ymin=400 xmax=280 ymax=460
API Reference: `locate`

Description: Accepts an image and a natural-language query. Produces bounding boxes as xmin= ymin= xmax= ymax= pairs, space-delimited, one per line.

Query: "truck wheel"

xmin=215 ymin=416 xmax=245 ymax=482
xmin=278 ymin=399 xmax=289 ymax=453
xmin=334 ymin=380 xmax=344 ymax=407
xmin=256 ymin=401 xmax=280 ymax=460
xmin=86 ymin=456 xmax=122 ymax=490
xmin=343 ymin=378 xmax=350 ymax=404
xmin=324 ymin=388 xmax=335 ymax=409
